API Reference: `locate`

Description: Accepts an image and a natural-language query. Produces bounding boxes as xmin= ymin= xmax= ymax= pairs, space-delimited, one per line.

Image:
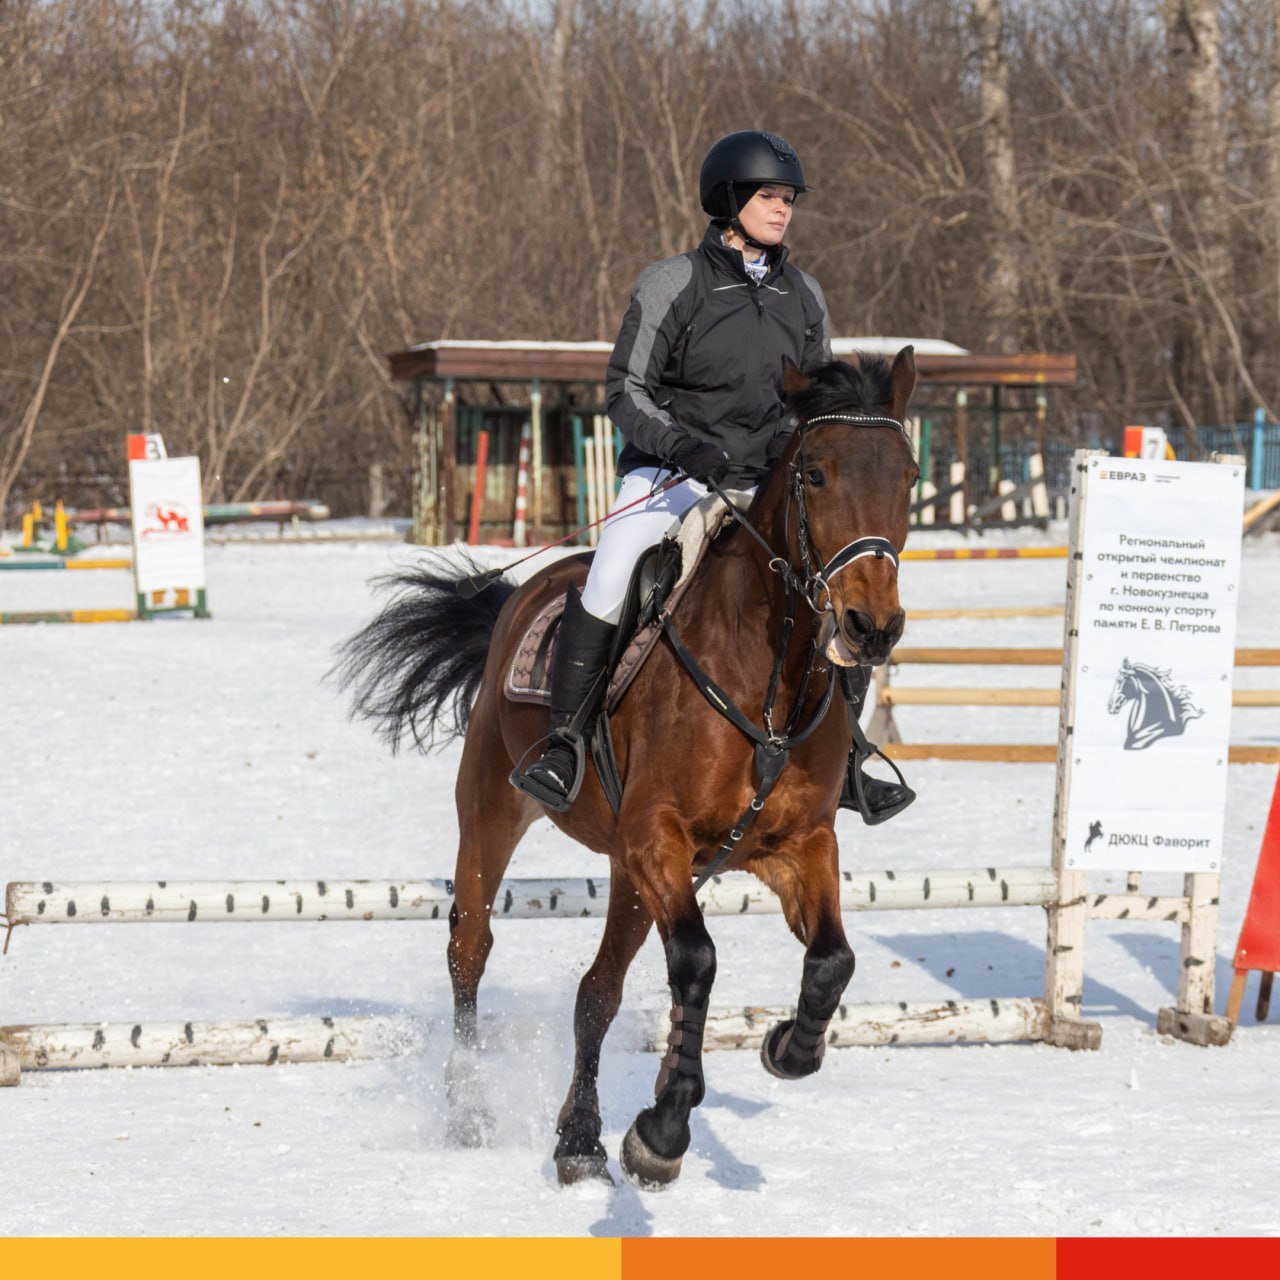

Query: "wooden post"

xmin=948 ymin=461 xmax=965 ymax=525
xmin=1157 ymin=872 xmax=1232 ymax=1045
xmin=411 ymin=382 xmax=438 ymax=545
xmin=571 ymin=414 xmax=586 ymax=539
xmin=441 ymin=378 xmax=457 ymax=544
xmin=584 ymin=421 xmax=599 ymax=545
xmin=989 ymin=384 xmax=1003 ymax=496
xmin=468 ymin=430 xmax=490 ymax=545
xmin=1044 ymin=449 xmax=1103 ymax=1050
xmin=513 ymin=418 xmax=531 ymax=548
xmin=368 ymin=463 xmax=387 ymax=520
xmin=955 ymin=388 xmax=969 ymax=525
xmin=530 ymin=378 xmax=543 ymax=542
xmin=1029 ymin=452 xmax=1050 ymax=519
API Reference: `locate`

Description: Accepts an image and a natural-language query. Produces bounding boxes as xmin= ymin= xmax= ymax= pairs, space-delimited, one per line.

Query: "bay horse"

xmin=339 ymin=348 xmax=919 ymax=1187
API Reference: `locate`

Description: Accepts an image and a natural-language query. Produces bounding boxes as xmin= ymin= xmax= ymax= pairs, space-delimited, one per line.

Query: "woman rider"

xmin=511 ymin=129 xmax=913 ymax=823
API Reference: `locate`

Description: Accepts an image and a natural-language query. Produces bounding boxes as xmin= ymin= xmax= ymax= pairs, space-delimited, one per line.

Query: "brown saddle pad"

xmin=504 ymin=491 xmax=747 ymax=714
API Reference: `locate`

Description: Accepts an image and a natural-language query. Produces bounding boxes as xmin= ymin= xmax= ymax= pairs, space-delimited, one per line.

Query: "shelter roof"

xmin=388 ymin=339 xmax=1076 ymax=387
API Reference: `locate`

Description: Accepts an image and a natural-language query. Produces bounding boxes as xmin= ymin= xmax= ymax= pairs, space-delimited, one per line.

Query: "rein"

xmin=665 ymin=410 xmax=906 ymax=890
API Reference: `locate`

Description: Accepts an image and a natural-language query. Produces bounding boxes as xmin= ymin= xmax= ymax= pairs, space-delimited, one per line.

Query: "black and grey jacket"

xmin=605 ymin=222 xmax=832 ymax=488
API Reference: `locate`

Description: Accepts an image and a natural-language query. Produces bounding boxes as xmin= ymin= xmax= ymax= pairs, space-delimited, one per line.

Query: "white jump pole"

xmin=1 ymin=1015 xmax=410 ymax=1074
xmin=0 ymin=996 xmax=1052 ymax=1083
xmin=5 ymin=868 xmax=1060 ymax=930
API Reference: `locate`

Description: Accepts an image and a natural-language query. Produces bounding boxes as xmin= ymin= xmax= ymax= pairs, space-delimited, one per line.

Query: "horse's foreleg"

xmin=554 ymin=864 xmax=652 ymax=1186
xmin=618 ymin=840 xmax=717 ymax=1189
xmin=445 ymin=708 xmax=538 ymax=1147
xmin=760 ymin=830 xmax=856 ymax=1080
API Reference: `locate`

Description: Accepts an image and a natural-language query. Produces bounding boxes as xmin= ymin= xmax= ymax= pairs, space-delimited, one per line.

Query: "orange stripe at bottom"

xmin=623 ymin=1238 xmax=1053 ymax=1280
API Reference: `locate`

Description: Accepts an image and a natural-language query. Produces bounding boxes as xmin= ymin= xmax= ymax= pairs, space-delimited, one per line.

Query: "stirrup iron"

xmin=510 ymin=731 xmax=587 ymax=813
xmin=846 ymin=743 xmax=915 ymax=826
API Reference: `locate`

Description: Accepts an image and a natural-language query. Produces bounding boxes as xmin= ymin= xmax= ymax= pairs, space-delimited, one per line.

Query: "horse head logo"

xmin=1107 ymin=658 xmax=1203 ymax=750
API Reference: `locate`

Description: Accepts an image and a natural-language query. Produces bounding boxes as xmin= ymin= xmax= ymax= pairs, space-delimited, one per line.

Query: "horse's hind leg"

xmin=554 ymin=864 xmax=653 ymax=1186
xmin=757 ymin=829 xmax=856 ymax=1081
xmin=445 ymin=707 xmax=538 ymax=1146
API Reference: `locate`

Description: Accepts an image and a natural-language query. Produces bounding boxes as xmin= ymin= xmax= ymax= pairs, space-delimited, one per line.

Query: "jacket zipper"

xmin=678 ymin=322 xmax=696 ymax=382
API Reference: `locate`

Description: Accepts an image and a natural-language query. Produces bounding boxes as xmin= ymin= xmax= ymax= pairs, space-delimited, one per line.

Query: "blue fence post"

xmin=1253 ymin=408 xmax=1267 ymax=491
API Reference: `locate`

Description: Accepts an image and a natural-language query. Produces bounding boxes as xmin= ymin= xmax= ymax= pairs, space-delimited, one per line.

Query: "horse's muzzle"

xmin=822 ymin=608 xmax=905 ymax=667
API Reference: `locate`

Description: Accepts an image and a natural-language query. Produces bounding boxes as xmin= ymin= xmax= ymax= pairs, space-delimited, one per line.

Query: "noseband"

xmin=788 ymin=411 xmax=907 ymax=612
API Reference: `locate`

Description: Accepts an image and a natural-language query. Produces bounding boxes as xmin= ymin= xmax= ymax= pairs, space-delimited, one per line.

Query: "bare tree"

xmin=1164 ymin=0 xmax=1232 ymax=426
xmin=971 ymin=0 xmax=1022 ymax=353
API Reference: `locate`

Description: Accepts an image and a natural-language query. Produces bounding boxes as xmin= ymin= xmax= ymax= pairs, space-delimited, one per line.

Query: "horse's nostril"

xmin=844 ymin=610 xmax=874 ymax=639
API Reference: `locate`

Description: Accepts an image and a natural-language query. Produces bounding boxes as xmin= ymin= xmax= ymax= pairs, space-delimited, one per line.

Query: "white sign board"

xmin=1065 ymin=455 xmax=1244 ymax=872
xmin=129 ymin=457 xmax=207 ymax=594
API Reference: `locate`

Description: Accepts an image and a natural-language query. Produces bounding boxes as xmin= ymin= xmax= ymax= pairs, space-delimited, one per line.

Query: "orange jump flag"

xmin=1226 ymin=765 xmax=1280 ymax=1026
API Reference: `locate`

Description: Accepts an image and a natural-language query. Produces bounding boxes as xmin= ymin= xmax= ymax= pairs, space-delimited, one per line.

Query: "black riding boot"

xmin=510 ymin=586 xmax=617 ymax=812
xmin=837 ymin=665 xmax=916 ymax=825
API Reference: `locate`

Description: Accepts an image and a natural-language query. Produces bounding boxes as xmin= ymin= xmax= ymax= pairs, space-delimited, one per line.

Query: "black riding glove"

xmin=764 ymin=430 xmax=794 ymax=469
xmin=669 ymin=437 xmax=731 ymax=487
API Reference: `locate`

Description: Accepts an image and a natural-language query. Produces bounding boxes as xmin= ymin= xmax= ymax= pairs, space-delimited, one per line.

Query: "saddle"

xmin=505 ymin=489 xmax=753 ymax=714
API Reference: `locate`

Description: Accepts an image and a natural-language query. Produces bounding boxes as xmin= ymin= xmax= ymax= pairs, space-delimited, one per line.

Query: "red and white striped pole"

xmin=513 ymin=418 xmax=532 ymax=547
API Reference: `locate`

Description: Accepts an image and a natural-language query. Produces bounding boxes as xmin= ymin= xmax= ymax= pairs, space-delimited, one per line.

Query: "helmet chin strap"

xmin=724 ymin=185 xmax=772 ymax=255
xmin=730 ymin=219 xmax=772 ymax=254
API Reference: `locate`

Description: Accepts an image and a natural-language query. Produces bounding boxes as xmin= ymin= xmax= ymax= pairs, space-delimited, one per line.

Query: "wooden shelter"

xmin=387 ymin=339 xmax=1078 ymax=545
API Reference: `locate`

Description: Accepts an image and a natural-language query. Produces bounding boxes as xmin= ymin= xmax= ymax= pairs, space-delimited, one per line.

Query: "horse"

xmin=1106 ymin=657 xmax=1203 ymax=750
xmin=338 ymin=348 xmax=919 ymax=1188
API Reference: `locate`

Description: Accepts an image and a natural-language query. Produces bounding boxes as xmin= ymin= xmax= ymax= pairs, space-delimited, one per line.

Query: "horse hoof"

xmin=620 ymin=1121 xmax=682 ymax=1189
xmin=555 ymin=1153 xmax=615 ymax=1187
xmin=760 ymin=1020 xmax=821 ymax=1080
xmin=446 ymin=1105 xmax=496 ymax=1149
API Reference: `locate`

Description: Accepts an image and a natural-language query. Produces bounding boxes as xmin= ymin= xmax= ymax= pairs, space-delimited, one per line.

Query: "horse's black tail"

xmin=334 ymin=558 xmax=518 ymax=753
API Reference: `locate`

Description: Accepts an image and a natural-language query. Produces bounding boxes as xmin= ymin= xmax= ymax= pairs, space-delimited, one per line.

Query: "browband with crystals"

xmin=801 ymin=412 xmax=905 ymax=433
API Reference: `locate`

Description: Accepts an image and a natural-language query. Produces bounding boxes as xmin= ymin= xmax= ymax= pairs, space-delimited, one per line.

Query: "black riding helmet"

xmin=699 ymin=130 xmax=812 ymax=246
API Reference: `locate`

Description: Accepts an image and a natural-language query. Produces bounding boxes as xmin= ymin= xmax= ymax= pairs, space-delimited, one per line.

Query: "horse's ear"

xmin=781 ymin=356 xmax=811 ymax=397
xmin=889 ymin=345 xmax=916 ymax=421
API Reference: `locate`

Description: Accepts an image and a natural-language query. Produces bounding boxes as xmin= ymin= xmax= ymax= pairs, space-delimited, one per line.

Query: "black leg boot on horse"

xmin=511 ymin=586 xmax=617 ymax=811
xmin=761 ymin=896 xmax=857 ymax=1081
xmin=620 ymin=915 xmax=716 ymax=1190
xmin=837 ymin=664 xmax=916 ymax=825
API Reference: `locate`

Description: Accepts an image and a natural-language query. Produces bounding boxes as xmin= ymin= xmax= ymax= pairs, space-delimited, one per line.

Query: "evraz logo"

xmin=1106 ymin=658 xmax=1204 ymax=750
xmin=1097 ymin=469 xmax=1147 ymax=481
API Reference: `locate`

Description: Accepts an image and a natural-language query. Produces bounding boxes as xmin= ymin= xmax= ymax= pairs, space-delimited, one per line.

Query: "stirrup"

xmin=509 ymin=732 xmax=586 ymax=813
xmin=841 ymin=746 xmax=916 ymax=826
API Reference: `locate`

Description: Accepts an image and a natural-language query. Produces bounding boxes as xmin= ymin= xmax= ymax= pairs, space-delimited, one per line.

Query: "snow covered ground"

xmin=1 ymin=521 xmax=1278 ymax=1237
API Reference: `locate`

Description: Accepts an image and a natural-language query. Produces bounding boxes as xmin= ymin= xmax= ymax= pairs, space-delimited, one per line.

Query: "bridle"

xmin=787 ymin=411 xmax=906 ymax=613
xmin=663 ymin=406 xmax=910 ymax=890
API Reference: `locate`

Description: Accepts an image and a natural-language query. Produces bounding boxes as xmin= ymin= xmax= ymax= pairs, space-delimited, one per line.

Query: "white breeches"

xmin=580 ymin=467 xmax=755 ymax=625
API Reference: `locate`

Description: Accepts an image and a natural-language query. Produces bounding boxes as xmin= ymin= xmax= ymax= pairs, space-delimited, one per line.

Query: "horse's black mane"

xmin=787 ymin=354 xmax=894 ymax=419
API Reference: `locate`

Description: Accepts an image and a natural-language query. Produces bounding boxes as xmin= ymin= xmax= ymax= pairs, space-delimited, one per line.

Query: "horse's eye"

xmin=805 ymin=467 xmax=826 ymax=488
